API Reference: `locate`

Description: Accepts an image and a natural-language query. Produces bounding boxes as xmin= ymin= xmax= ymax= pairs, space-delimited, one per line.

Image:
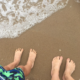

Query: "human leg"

xmin=51 ymin=56 xmax=63 ymax=80
xmin=3 ymin=48 xmax=23 ymax=70
xmin=18 ymin=49 xmax=37 ymax=76
xmin=63 ymin=58 xmax=76 ymax=80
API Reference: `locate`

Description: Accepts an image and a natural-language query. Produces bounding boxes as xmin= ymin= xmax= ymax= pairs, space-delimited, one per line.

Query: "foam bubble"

xmin=30 ymin=0 xmax=38 ymax=3
xmin=0 ymin=0 xmax=69 ymax=38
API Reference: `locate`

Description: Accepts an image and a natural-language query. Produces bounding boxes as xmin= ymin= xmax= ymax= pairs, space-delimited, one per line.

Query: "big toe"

xmin=67 ymin=58 xmax=70 ymax=63
xmin=59 ymin=56 xmax=63 ymax=60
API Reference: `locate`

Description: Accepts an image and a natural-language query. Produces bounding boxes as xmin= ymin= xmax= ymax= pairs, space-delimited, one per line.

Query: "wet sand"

xmin=0 ymin=0 xmax=80 ymax=80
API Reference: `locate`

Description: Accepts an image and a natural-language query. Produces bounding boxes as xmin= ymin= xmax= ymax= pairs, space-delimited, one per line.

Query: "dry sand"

xmin=0 ymin=0 xmax=80 ymax=80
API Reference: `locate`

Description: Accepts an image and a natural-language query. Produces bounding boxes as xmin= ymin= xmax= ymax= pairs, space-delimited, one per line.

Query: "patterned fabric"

xmin=0 ymin=65 xmax=25 ymax=80
xmin=0 ymin=75 xmax=5 ymax=80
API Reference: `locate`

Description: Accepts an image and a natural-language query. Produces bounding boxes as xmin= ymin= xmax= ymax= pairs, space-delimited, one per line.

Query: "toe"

xmin=71 ymin=60 xmax=75 ymax=66
xmin=17 ymin=48 xmax=19 ymax=50
xmin=30 ymin=49 xmax=32 ymax=52
xmin=33 ymin=49 xmax=36 ymax=53
xmin=16 ymin=48 xmax=21 ymax=51
xmin=52 ymin=57 xmax=55 ymax=62
xmin=21 ymin=49 xmax=23 ymax=52
xmin=18 ymin=48 xmax=22 ymax=51
xmin=71 ymin=60 xmax=74 ymax=63
xmin=15 ymin=49 xmax=17 ymax=52
xmin=59 ymin=56 xmax=63 ymax=60
xmin=33 ymin=49 xmax=35 ymax=53
xmin=15 ymin=49 xmax=18 ymax=52
xmin=15 ymin=48 xmax=23 ymax=52
xmin=56 ymin=56 xmax=59 ymax=59
xmin=53 ymin=57 xmax=56 ymax=60
xmin=67 ymin=58 xmax=70 ymax=63
xmin=72 ymin=60 xmax=75 ymax=65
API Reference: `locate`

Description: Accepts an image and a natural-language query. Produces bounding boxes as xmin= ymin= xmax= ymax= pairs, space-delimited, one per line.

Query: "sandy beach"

xmin=0 ymin=0 xmax=80 ymax=80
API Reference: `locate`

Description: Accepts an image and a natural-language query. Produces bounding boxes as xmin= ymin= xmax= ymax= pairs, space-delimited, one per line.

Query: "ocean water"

xmin=0 ymin=0 xmax=69 ymax=38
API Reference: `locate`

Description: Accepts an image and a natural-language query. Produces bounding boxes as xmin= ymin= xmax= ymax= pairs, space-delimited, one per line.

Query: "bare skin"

xmin=51 ymin=56 xmax=63 ymax=80
xmin=14 ymin=48 xmax=23 ymax=65
xmin=27 ymin=49 xmax=37 ymax=68
xmin=51 ymin=56 xmax=75 ymax=80
xmin=4 ymin=48 xmax=23 ymax=70
xmin=63 ymin=58 xmax=75 ymax=80
xmin=4 ymin=48 xmax=37 ymax=77
xmin=18 ymin=49 xmax=37 ymax=76
xmin=3 ymin=48 xmax=75 ymax=80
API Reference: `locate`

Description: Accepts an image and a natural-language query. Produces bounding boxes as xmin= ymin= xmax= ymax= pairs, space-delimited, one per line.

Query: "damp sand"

xmin=0 ymin=0 xmax=80 ymax=80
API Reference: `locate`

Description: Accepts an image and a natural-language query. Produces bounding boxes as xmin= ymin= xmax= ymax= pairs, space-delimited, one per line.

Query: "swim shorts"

xmin=0 ymin=65 xmax=25 ymax=80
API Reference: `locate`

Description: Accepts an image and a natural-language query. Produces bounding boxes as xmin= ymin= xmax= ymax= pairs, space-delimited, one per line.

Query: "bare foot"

xmin=27 ymin=49 xmax=37 ymax=68
xmin=63 ymin=58 xmax=76 ymax=80
xmin=14 ymin=48 xmax=23 ymax=65
xmin=51 ymin=56 xmax=63 ymax=76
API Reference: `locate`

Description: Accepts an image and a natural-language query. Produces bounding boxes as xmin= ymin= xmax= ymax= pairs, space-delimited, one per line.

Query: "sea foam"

xmin=0 ymin=0 xmax=69 ymax=38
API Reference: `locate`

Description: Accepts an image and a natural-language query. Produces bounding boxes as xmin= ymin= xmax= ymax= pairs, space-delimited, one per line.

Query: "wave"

xmin=0 ymin=0 xmax=69 ymax=38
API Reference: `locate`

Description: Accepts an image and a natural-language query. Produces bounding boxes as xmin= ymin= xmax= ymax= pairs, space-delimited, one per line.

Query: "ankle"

xmin=26 ymin=60 xmax=32 ymax=66
xmin=64 ymin=73 xmax=70 ymax=78
xmin=51 ymin=69 xmax=59 ymax=75
xmin=64 ymin=71 xmax=71 ymax=77
xmin=63 ymin=73 xmax=73 ymax=80
xmin=51 ymin=74 xmax=60 ymax=80
xmin=13 ymin=61 xmax=19 ymax=66
xmin=51 ymin=70 xmax=59 ymax=78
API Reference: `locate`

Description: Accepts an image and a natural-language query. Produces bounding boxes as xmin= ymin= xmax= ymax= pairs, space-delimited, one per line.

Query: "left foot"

xmin=14 ymin=48 xmax=23 ymax=65
xmin=51 ymin=56 xmax=63 ymax=77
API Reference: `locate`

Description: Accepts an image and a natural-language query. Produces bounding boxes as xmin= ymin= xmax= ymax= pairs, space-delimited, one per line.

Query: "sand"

xmin=0 ymin=0 xmax=80 ymax=80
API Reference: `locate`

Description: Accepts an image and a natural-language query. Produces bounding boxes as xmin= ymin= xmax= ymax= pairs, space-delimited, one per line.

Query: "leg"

xmin=18 ymin=49 xmax=37 ymax=77
xmin=63 ymin=58 xmax=76 ymax=80
xmin=51 ymin=56 xmax=63 ymax=80
xmin=4 ymin=48 xmax=23 ymax=71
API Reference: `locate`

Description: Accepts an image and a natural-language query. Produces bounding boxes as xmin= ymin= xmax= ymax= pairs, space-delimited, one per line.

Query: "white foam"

xmin=30 ymin=0 xmax=38 ymax=3
xmin=0 ymin=0 xmax=69 ymax=38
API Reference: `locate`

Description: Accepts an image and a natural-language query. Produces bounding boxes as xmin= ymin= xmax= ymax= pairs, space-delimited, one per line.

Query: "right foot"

xmin=27 ymin=49 xmax=37 ymax=68
xmin=63 ymin=58 xmax=76 ymax=79
xmin=51 ymin=56 xmax=63 ymax=76
xmin=14 ymin=48 xmax=23 ymax=65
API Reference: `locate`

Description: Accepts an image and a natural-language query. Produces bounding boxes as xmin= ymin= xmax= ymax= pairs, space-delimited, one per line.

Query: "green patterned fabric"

xmin=0 ymin=65 xmax=25 ymax=80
